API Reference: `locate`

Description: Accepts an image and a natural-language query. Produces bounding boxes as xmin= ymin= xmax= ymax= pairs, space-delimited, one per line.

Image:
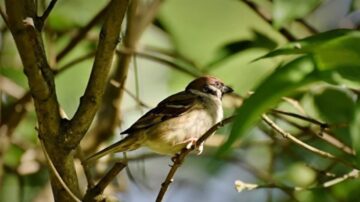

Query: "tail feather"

xmin=85 ymin=135 xmax=141 ymax=163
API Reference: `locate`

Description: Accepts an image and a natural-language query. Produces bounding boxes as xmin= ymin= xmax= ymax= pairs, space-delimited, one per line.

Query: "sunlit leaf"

xmin=206 ymin=31 xmax=278 ymax=69
xmin=273 ymin=0 xmax=322 ymax=28
xmin=258 ymin=29 xmax=358 ymax=59
xmin=219 ymin=56 xmax=317 ymax=154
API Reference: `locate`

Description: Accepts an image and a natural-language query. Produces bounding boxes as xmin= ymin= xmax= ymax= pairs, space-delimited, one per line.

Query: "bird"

xmin=85 ymin=76 xmax=233 ymax=163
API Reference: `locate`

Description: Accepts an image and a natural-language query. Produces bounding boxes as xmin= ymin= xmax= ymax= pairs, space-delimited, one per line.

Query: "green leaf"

xmin=313 ymin=87 xmax=357 ymax=147
xmin=206 ymin=30 xmax=278 ymax=70
xmin=313 ymin=31 xmax=360 ymax=70
xmin=273 ymin=0 xmax=321 ymax=28
xmin=313 ymin=87 xmax=356 ymax=124
xmin=3 ymin=144 xmax=24 ymax=168
xmin=258 ymin=29 xmax=357 ymax=59
xmin=219 ymin=56 xmax=317 ymax=154
xmin=351 ymin=101 xmax=360 ymax=165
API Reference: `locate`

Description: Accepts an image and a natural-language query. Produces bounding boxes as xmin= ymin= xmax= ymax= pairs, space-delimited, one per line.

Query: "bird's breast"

xmin=144 ymin=100 xmax=223 ymax=155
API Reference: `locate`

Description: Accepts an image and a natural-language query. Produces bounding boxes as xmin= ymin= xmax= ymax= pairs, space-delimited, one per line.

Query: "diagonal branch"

xmin=82 ymin=0 xmax=164 ymax=154
xmin=241 ymin=0 xmax=297 ymax=41
xmin=261 ymin=114 xmax=358 ymax=169
xmin=83 ymin=162 xmax=127 ymax=202
xmin=5 ymin=0 xmax=61 ymax=139
xmin=37 ymin=0 xmax=57 ymax=30
xmin=67 ymin=0 xmax=129 ymax=148
xmin=156 ymin=116 xmax=235 ymax=202
xmin=56 ymin=4 xmax=109 ymax=61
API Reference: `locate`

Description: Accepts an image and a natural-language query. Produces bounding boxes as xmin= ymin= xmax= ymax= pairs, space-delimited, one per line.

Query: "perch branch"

xmin=156 ymin=116 xmax=235 ymax=202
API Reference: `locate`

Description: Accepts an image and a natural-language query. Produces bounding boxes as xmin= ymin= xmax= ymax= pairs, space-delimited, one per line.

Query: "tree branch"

xmin=67 ymin=0 xmax=129 ymax=148
xmin=82 ymin=0 xmax=163 ymax=154
xmin=83 ymin=162 xmax=127 ymax=202
xmin=39 ymin=139 xmax=81 ymax=202
xmin=5 ymin=0 xmax=61 ymax=140
xmin=56 ymin=3 xmax=108 ymax=61
xmin=156 ymin=116 xmax=235 ymax=202
xmin=241 ymin=0 xmax=297 ymax=41
xmin=261 ymin=114 xmax=358 ymax=169
xmin=37 ymin=0 xmax=57 ymax=30
xmin=236 ymin=169 xmax=359 ymax=192
xmin=270 ymin=109 xmax=329 ymax=129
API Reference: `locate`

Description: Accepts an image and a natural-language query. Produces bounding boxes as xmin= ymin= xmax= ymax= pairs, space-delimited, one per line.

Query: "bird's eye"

xmin=203 ymin=86 xmax=211 ymax=93
xmin=202 ymin=85 xmax=217 ymax=96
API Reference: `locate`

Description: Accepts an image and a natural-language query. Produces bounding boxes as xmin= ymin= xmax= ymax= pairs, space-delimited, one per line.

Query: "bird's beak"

xmin=222 ymin=85 xmax=233 ymax=94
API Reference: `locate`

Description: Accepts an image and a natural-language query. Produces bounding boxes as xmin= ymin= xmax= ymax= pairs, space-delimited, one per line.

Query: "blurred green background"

xmin=1 ymin=0 xmax=360 ymax=201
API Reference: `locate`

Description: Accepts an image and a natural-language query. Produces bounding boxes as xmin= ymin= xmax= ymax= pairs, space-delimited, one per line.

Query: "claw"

xmin=195 ymin=143 xmax=204 ymax=155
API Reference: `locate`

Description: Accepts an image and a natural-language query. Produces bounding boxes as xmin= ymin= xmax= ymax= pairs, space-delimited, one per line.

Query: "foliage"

xmin=0 ymin=0 xmax=359 ymax=202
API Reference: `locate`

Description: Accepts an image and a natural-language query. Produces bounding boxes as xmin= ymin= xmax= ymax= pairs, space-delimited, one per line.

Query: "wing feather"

xmin=121 ymin=91 xmax=198 ymax=134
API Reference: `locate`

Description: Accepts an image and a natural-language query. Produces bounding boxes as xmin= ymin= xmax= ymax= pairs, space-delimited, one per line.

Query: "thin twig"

xmin=38 ymin=0 xmax=57 ymax=29
xmin=39 ymin=139 xmax=82 ymax=202
xmin=270 ymin=109 xmax=329 ymax=129
xmin=117 ymin=48 xmax=201 ymax=77
xmin=77 ymin=148 xmax=96 ymax=189
xmin=281 ymin=97 xmax=307 ymax=115
xmin=156 ymin=116 xmax=235 ymax=202
xmin=55 ymin=51 xmax=96 ymax=75
xmin=241 ymin=0 xmax=297 ymax=41
xmin=122 ymin=86 xmax=150 ymax=108
xmin=236 ymin=169 xmax=359 ymax=192
xmin=261 ymin=114 xmax=357 ymax=169
xmin=277 ymin=116 xmax=355 ymax=155
xmin=83 ymin=162 xmax=127 ymax=201
xmin=56 ymin=3 xmax=109 ymax=61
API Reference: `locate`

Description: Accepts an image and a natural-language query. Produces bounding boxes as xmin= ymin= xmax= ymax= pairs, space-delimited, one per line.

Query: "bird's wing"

xmin=121 ymin=91 xmax=199 ymax=134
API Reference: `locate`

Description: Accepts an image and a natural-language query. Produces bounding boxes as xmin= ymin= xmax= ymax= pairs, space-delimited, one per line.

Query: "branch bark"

xmin=5 ymin=0 xmax=61 ymax=140
xmin=83 ymin=162 xmax=127 ymax=202
xmin=5 ymin=0 xmax=128 ymax=201
xmin=82 ymin=0 xmax=163 ymax=154
xmin=67 ymin=0 xmax=129 ymax=148
xmin=4 ymin=0 xmax=78 ymax=200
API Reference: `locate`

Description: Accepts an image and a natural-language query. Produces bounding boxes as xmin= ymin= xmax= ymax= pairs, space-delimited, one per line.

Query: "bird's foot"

xmin=185 ymin=138 xmax=203 ymax=155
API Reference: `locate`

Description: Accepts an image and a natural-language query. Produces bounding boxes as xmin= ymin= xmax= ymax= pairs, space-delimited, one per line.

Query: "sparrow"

xmin=86 ymin=76 xmax=233 ymax=162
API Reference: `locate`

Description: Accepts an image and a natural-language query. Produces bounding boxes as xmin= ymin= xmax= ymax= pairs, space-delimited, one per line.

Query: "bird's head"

xmin=185 ymin=76 xmax=233 ymax=99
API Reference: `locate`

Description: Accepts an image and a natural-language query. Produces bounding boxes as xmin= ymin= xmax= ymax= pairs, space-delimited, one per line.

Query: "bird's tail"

xmin=85 ymin=135 xmax=142 ymax=163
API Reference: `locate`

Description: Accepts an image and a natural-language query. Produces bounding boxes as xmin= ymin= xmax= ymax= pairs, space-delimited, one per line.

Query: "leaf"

xmin=313 ymin=87 xmax=356 ymax=124
xmin=351 ymin=101 xmax=360 ymax=165
xmin=206 ymin=30 xmax=278 ymax=69
xmin=273 ymin=0 xmax=322 ymax=28
xmin=313 ymin=87 xmax=357 ymax=146
xmin=258 ymin=29 xmax=360 ymax=70
xmin=219 ymin=56 xmax=317 ymax=154
xmin=313 ymin=31 xmax=360 ymax=70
